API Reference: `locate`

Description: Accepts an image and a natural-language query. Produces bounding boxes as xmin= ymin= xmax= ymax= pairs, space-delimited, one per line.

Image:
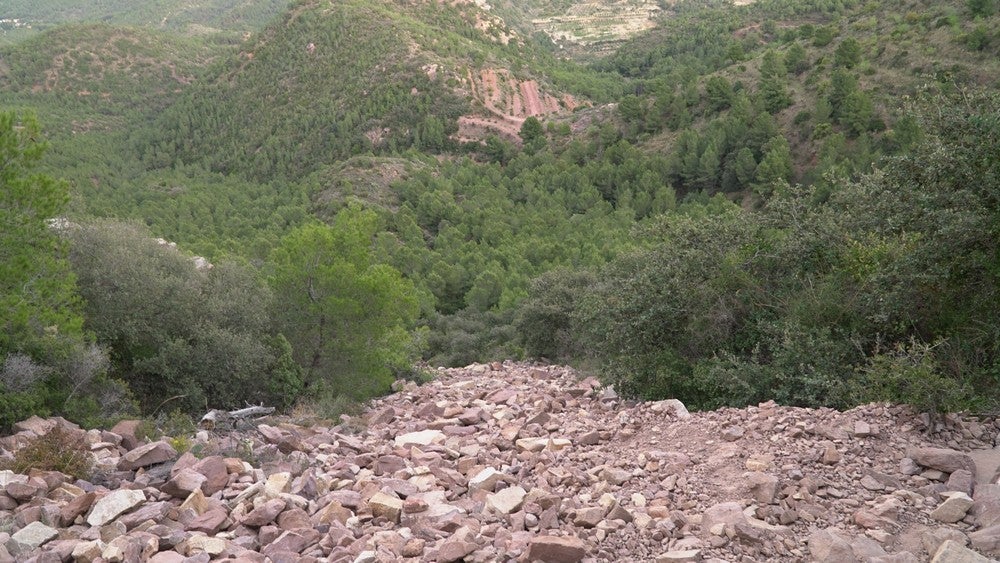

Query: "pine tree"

xmin=759 ymin=50 xmax=792 ymax=113
xmin=834 ymin=38 xmax=863 ymax=69
xmin=753 ymin=136 xmax=793 ymax=196
xmin=0 ymin=112 xmax=83 ymax=359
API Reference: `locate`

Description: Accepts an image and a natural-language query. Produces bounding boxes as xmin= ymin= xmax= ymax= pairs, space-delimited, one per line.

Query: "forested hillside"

xmin=1 ymin=0 xmax=998 ymax=430
xmin=0 ymin=24 xmax=218 ymax=132
xmin=0 ymin=0 xmax=288 ymax=45
xmin=133 ymin=0 xmax=622 ymax=182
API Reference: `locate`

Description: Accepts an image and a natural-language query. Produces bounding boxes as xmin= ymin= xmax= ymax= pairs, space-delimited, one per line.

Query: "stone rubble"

xmin=2 ymin=361 xmax=1000 ymax=561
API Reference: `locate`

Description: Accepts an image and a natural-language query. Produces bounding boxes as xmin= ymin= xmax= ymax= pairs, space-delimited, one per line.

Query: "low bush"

xmin=0 ymin=426 xmax=93 ymax=479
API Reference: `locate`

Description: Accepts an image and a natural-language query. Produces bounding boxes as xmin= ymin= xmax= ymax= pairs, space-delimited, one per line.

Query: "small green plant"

xmin=396 ymin=364 xmax=435 ymax=385
xmin=0 ymin=426 xmax=93 ymax=480
xmin=849 ymin=340 xmax=969 ymax=414
xmin=134 ymin=419 xmax=159 ymax=442
xmin=168 ymin=435 xmax=193 ymax=454
xmin=159 ymin=409 xmax=197 ymax=437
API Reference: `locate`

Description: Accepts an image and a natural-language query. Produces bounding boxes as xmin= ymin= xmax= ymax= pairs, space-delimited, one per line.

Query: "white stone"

xmin=394 ymin=430 xmax=444 ymax=447
xmin=9 ymin=521 xmax=58 ymax=554
xmin=486 ymin=486 xmax=527 ymax=515
xmin=369 ymin=492 xmax=404 ymax=523
xmin=87 ymin=489 xmax=146 ymax=526
xmin=469 ymin=467 xmax=506 ymax=491
xmin=0 ymin=470 xmax=28 ymax=487
xmin=931 ymin=492 xmax=975 ymax=523
xmin=264 ymin=472 xmax=292 ymax=498
xmin=515 ymin=437 xmax=571 ymax=453
xmin=649 ymin=399 xmax=691 ymax=419
xmin=186 ymin=535 xmax=227 ymax=556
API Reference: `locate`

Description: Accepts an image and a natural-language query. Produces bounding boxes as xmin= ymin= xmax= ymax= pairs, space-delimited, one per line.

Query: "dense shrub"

xmin=268 ymin=207 xmax=420 ymax=399
xmin=544 ymin=91 xmax=1000 ymax=413
xmin=68 ymin=220 xmax=303 ymax=414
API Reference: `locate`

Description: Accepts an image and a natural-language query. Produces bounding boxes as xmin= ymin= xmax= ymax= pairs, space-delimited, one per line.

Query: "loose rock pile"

xmin=2 ymin=361 xmax=1000 ymax=562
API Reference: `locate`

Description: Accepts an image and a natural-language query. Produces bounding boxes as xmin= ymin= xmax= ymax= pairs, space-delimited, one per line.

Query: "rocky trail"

xmin=3 ymin=362 xmax=1000 ymax=562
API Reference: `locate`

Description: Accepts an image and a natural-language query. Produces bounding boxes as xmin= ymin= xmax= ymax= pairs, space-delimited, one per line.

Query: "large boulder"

xmin=909 ymin=447 xmax=977 ymax=478
xmin=809 ymin=528 xmax=858 ymax=563
xmin=117 ymin=441 xmax=177 ymax=471
xmin=932 ymin=539 xmax=991 ymax=563
xmin=86 ymin=489 xmax=146 ymax=526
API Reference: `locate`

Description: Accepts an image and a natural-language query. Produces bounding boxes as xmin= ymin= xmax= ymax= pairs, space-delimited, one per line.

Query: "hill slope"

xmin=0 ymin=0 xmax=288 ymax=45
xmin=2 ymin=362 xmax=1000 ymax=561
xmin=602 ymin=0 xmax=1000 ymax=195
xmin=0 ymin=23 xmax=219 ymax=134
xmin=133 ymin=0 xmax=620 ymax=182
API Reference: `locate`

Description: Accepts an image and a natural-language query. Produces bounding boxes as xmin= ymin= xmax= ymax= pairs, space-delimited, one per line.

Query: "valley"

xmin=0 ymin=2 xmax=999 ymax=560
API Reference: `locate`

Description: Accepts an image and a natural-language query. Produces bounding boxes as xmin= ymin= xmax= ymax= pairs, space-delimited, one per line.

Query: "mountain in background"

xmin=0 ymin=24 xmax=219 ymax=134
xmin=0 ymin=0 xmax=289 ymax=45
xmin=0 ymin=0 xmax=998 ymax=424
xmin=132 ymin=0 xmax=621 ymax=183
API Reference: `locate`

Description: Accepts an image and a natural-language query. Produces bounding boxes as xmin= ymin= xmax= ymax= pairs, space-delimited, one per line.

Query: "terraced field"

xmin=531 ymin=0 xmax=662 ymax=54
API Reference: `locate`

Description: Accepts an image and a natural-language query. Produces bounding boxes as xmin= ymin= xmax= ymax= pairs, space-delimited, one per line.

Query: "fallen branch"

xmin=200 ymin=405 xmax=275 ymax=430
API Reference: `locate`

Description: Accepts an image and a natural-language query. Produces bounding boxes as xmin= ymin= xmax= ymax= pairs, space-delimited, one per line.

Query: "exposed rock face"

xmin=3 ymin=361 xmax=1000 ymax=561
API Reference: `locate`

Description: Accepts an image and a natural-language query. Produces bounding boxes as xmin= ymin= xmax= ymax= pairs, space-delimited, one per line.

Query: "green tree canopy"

xmin=68 ymin=220 xmax=299 ymax=413
xmin=0 ymin=113 xmax=128 ymax=429
xmin=519 ymin=116 xmax=547 ymax=154
xmin=269 ymin=206 xmax=420 ymax=400
xmin=834 ymin=38 xmax=863 ymax=69
xmin=0 ymin=111 xmax=83 ymax=358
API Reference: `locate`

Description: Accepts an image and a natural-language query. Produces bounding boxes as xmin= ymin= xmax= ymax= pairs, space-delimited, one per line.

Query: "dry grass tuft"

xmin=0 ymin=425 xmax=93 ymax=480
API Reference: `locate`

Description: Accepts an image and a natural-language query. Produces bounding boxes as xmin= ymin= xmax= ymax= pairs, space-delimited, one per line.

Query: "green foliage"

xmin=968 ymin=0 xmax=997 ymax=17
xmin=964 ymin=24 xmax=993 ymax=50
xmin=784 ymin=42 xmax=810 ymax=74
xmin=519 ymin=116 xmax=547 ymax=154
xmin=0 ymin=387 xmax=49 ymax=433
xmin=269 ymin=207 xmax=420 ymax=400
xmin=0 ymin=0 xmax=286 ymax=46
xmin=0 ymin=24 xmax=216 ymax=125
xmin=67 ymin=220 xmax=297 ymax=414
xmin=839 ymin=89 xmax=876 ymax=135
xmin=547 ymin=90 xmax=1000 ymax=412
xmin=151 ymin=409 xmax=198 ymax=439
xmin=0 ymin=425 xmax=93 ymax=479
xmin=0 ymin=111 xmax=122 ymax=428
xmin=705 ymin=76 xmax=734 ymax=111
xmin=3 ymin=0 xmax=999 ymax=423
xmin=514 ymin=268 xmax=596 ymax=360
xmin=759 ymin=50 xmax=792 ymax=113
xmin=834 ymin=38 xmax=863 ymax=68
xmin=0 ymin=111 xmax=83 ymax=359
xmin=136 ymin=0 xmax=470 ymax=182
xmin=812 ymin=25 xmax=836 ymax=47
xmin=598 ymin=0 xmax=998 ymax=198
xmin=850 ymin=341 xmax=969 ymax=413
xmin=424 ymin=309 xmax=520 ymax=367
xmin=753 ymin=135 xmax=793 ymax=195
xmin=265 ymin=335 xmax=305 ymax=410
